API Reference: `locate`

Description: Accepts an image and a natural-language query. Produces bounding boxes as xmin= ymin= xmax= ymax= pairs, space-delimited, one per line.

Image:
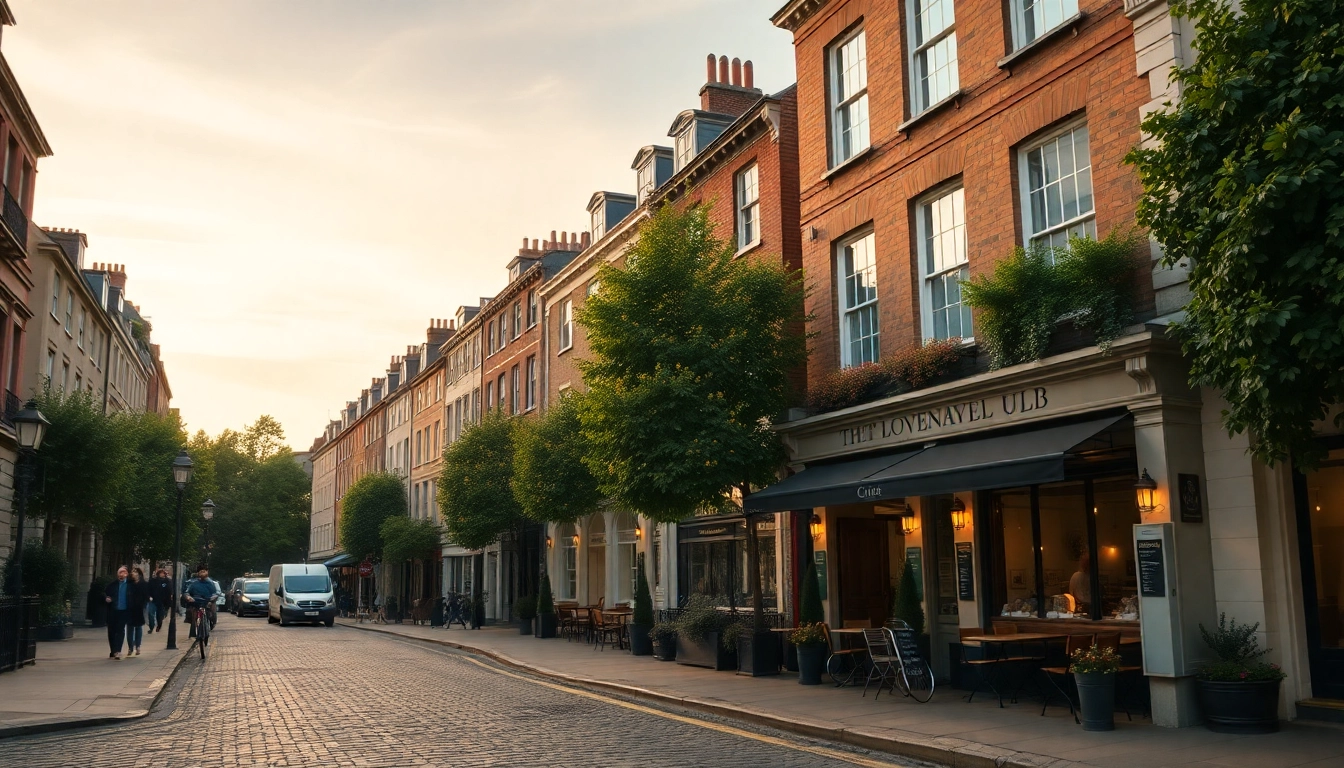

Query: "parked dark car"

xmin=235 ymin=578 xmax=271 ymax=617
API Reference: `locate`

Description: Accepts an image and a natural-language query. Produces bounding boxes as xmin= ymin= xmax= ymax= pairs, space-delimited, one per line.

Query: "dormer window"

xmin=674 ymin=128 xmax=695 ymax=171
xmin=636 ymin=161 xmax=655 ymax=205
xmin=592 ymin=208 xmax=605 ymax=240
xmin=509 ymin=263 xmax=521 ymax=281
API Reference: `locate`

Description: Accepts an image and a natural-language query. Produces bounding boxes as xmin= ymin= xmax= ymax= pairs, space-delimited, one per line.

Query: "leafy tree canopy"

xmin=511 ymin=392 xmax=603 ymax=524
xmin=439 ymin=410 xmax=522 ymax=550
xmin=339 ymin=471 xmax=407 ymax=561
xmin=575 ymin=204 xmax=807 ymax=523
xmin=380 ymin=515 xmax=442 ymax=564
xmin=1128 ymin=0 xmax=1344 ymax=467
xmin=29 ymin=386 xmax=131 ymax=531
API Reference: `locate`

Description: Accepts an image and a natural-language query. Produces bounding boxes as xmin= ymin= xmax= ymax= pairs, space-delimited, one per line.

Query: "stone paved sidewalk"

xmin=0 ymin=622 xmax=188 ymax=738
xmin=343 ymin=619 xmax=1344 ymax=768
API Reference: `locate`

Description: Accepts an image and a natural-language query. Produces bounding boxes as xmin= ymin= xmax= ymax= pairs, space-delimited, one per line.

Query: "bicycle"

xmin=188 ymin=603 xmax=211 ymax=660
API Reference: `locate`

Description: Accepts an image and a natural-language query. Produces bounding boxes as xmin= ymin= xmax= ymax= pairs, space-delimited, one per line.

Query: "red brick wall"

xmin=786 ymin=0 xmax=1151 ymax=394
xmin=481 ymin=271 xmax=544 ymax=418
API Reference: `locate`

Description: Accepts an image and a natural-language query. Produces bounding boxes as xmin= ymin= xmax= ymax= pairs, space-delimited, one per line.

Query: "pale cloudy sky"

xmin=8 ymin=0 xmax=795 ymax=448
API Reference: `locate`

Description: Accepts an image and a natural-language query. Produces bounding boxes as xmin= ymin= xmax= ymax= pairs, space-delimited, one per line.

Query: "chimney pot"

xmin=706 ymin=53 xmax=717 ymax=83
xmin=718 ymin=55 xmax=729 ymax=84
xmin=561 ymin=231 xmax=568 ymax=245
xmin=744 ymin=60 xmax=754 ymax=89
xmin=550 ymin=230 xmax=557 ymax=246
xmin=522 ymin=237 xmax=528 ymax=248
xmin=731 ymin=57 xmax=742 ymax=87
xmin=532 ymin=238 xmax=538 ymax=250
xmin=582 ymin=232 xmax=591 ymax=248
xmin=571 ymin=232 xmax=578 ymax=247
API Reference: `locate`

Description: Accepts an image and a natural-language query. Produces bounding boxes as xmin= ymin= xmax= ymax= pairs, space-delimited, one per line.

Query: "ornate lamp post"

xmin=9 ymin=401 xmax=48 ymax=668
xmin=166 ymin=449 xmax=194 ymax=651
xmin=200 ymin=499 xmax=215 ymax=567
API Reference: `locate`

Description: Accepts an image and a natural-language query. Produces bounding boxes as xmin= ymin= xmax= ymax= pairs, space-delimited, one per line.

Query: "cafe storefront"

xmin=752 ymin=330 xmax=1334 ymax=726
xmin=676 ymin=514 xmax=782 ymax=612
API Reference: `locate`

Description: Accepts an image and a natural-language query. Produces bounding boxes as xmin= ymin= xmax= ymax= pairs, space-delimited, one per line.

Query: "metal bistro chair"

xmin=591 ymin=608 xmax=623 ymax=651
xmin=822 ymin=624 xmax=867 ymax=687
xmin=1040 ymin=633 xmax=1094 ymax=723
xmin=861 ymin=628 xmax=900 ymax=700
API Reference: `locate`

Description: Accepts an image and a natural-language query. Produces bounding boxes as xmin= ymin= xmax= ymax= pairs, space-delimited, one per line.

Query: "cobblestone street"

xmin=0 ymin=615 xmax=925 ymax=768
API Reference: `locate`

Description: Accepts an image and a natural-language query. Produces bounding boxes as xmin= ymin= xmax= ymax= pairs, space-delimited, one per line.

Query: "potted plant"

xmin=1195 ymin=614 xmax=1286 ymax=733
xmin=535 ymin=574 xmax=557 ymax=639
xmin=1071 ymin=643 xmax=1121 ymax=731
xmin=5 ymin=543 xmax=77 ymax=640
xmin=674 ymin=596 xmax=736 ymax=670
xmin=629 ymin=559 xmax=654 ymax=656
xmin=790 ymin=623 xmax=828 ymax=685
xmin=651 ymin=622 xmax=677 ymax=661
xmin=890 ymin=557 xmax=929 ymax=660
xmin=514 ymin=594 xmax=536 ymax=635
xmin=726 ymin=614 xmax=780 ymax=677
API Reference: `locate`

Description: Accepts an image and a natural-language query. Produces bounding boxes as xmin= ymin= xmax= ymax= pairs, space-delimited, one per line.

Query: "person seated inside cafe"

xmin=1068 ymin=553 xmax=1091 ymax=614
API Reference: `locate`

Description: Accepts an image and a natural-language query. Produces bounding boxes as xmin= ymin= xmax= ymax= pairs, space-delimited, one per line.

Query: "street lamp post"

xmin=165 ymin=449 xmax=194 ymax=651
xmin=9 ymin=401 xmax=49 ymax=670
xmin=200 ymin=499 xmax=215 ymax=567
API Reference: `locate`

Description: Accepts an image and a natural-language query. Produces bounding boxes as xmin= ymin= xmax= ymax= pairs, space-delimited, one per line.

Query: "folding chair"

xmin=861 ymin=628 xmax=900 ymax=699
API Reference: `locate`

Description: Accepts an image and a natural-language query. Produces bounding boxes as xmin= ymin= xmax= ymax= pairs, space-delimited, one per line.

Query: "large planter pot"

xmin=1197 ymin=679 xmax=1281 ymax=734
xmin=797 ymin=644 xmax=826 ymax=685
xmin=737 ymin=629 xmax=781 ymax=677
xmin=536 ymin=613 xmax=557 ymax=639
xmin=629 ymin=623 xmax=653 ymax=656
xmin=1074 ymin=672 xmax=1116 ymax=731
xmin=518 ymin=618 xmax=534 ymax=635
xmin=37 ymin=623 xmax=74 ymax=642
xmin=652 ymin=635 xmax=677 ymax=661
xmin=676 ymin=632 xmax=736 ymax=671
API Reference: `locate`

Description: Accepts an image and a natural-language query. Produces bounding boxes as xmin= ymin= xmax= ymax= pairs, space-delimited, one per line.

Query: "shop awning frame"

xmin=323 ymin=553 xmax=355 ymax=568
xmin=743 ymin=412 xmax=1130 ymax=514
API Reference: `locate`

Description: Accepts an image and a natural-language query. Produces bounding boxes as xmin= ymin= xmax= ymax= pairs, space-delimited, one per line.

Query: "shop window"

xmin=990 ymin=476 xmax=1139 ymax=621
xmin=617 ymin=512 xmax=638 ymax=604
xmin=559 ymin=522 xmax=577 ymax=600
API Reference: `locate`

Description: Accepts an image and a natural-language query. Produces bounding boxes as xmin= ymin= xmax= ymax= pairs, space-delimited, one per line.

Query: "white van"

xmin=268 ymin=563 xmax=337 ymax=627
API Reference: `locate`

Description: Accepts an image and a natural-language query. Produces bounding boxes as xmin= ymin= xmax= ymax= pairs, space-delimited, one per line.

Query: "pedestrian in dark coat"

xmin=124 ymin=567 xmax=149 ymax=656
xmin=103 ymin=566 xmax=131 ymax=660
xmin=147 ymin=568 xmax=173 ymax=632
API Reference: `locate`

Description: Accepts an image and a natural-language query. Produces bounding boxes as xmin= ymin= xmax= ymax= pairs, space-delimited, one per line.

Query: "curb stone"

xmin=0 ymin=643 xmax=192 ymax=741
xmin=341 ymin=621 xmax=1090 ymax=768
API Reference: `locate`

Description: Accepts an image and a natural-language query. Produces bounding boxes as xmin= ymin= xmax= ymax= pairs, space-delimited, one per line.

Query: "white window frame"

xmin=525 ymin=355 xmax=537 ymax=411
xmin=1011 ymin=0 xmax=1080 ymax=50
xmin=510 ymin=365 xmax=520 ymax=415
xmin=558 ymin=299 xmax=573 ymax=351
xmin=1018 ymin=119 xmax=1095 ymax=252
xmin=50 ymin=272 xmax=60 ymax=319
xmin=907 ymin=0 xmax=959 ymax=114
xmin=916 ymin=185 xmax=973 ymax=342
xmin=735 ymin=163 xmax=760 ymax=250
xmin=527 ymin=289 xmax=538 ymax=327
xmin=828 ymin=27 xmax=870 ymax=167
xmin=674 ymin=126 xmax=695 ymax=172
xmin=591 ymin=208 xmax=605 ymax=240
xmin=512 ymin=301 xmax=522 ymax=339
xmin=636 ymin=161 xmax=655 ymax=205
xmin=836 ymin=230 xmax=880 ymax=367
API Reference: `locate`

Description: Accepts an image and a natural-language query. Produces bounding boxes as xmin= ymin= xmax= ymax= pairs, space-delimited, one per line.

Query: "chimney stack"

xmin=427 ymin=318 xmax=454 ymax=347
xmin=701 ymin=53 xmax=764 ymax=117
xmin=108 ymin=263 xmax=127 ymax=291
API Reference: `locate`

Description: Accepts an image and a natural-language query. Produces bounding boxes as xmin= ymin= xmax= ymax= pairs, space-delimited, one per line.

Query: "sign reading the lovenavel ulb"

xmin=839 ymin=388 xmax=1049 ymax=448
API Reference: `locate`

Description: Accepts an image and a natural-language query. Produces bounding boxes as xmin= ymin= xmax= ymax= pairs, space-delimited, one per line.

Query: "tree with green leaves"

xmin=511 ymin=392 xmax=603 ymax=525
xmin=799 ymin=558 xmax=824 ymax=625
xmin=439 ymin=410 xmax=524 ymax=551
xmin=576 ymin=203 xmax=807 ymax=624
xmin=339 ymin=472 xmax=406 ymax=562
xmin=380 ymin=516 xmax=442 ymax=564
xmin=1128 ymin=0 xmax=1344 ymax=467
xmin=890 ymin=557 xmax=925 ymax=635
xmin=28 ymin=386 xmax=130 ymax=536
xmin=103 ymin=410 xmax=210 ymax=566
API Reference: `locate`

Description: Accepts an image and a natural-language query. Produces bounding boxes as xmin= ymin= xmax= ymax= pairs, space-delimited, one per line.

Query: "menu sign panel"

xmin=891 ymin=626 xmax=923 ymax=667
xmin=955 ymin=542 xmax=975 ymax=601
xmin=1137 ymin=538 xmax=1166 ymax=598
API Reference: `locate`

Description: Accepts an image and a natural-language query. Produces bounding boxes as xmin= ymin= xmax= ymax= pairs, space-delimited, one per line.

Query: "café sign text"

xmin=839 ymin=387 xmax=1049 ymax=448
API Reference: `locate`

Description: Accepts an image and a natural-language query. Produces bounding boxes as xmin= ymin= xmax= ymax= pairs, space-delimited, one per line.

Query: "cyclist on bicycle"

xmin=183 ymin=564 xmax=219 ymax=636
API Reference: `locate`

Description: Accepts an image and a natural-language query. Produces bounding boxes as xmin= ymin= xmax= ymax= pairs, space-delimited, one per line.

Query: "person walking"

xmin=103 ymin=566 xmax=131 ymax=660
xmin=147 ymin=567 xmax=172 ymax=633
xmin=124 ymin=567 xmax=149 ymax=656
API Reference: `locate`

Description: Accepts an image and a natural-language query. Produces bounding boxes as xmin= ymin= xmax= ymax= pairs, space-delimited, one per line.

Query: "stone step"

xmin=1297 ymin=698 xmax=1344 ymax=724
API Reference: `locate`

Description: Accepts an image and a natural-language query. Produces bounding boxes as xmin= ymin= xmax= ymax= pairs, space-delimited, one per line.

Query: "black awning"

xmin=742 ymin=449 xmax=922 ymax=514
xmin=862 ymin=413 xmax=1130 ymax=498
xmin=743 ymin=413 xmax=1129 ymax=514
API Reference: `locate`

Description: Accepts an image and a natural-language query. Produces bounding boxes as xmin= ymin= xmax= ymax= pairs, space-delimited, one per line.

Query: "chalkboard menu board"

xmin=955 ymin=542 xmax=975 ymax=601
xmin=814 ymin=550 xmax=828 ymax=600
xmin=890 ymin=626 xmax=924 ymax=667
xmin=905 ymin=546 xmax=923 ymax=600
xmin=1137 ymin=538 xmax=1166 ymax=597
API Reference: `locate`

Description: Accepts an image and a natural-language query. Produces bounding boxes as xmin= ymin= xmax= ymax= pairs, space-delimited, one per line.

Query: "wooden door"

xmin=837 ymin=518 xmax=891 ymax=628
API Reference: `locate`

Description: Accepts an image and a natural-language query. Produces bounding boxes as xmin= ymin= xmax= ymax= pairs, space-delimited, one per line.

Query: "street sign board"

xmin=358 ymin=560 xmax=373 ymax=577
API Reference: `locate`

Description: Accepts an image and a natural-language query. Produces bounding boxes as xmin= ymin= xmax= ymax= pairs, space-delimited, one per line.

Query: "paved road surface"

xmin=0 ymin=614 xmax=930 ymax=767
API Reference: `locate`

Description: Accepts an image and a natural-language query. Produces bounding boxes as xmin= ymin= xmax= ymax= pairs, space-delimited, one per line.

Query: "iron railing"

xmin=1 ymin=390 xmax=20 ymax=428
xmin=0 ymin=597 xmax=39 ymax=673
xmin=1 ymin=187 xmax=26 ymax=252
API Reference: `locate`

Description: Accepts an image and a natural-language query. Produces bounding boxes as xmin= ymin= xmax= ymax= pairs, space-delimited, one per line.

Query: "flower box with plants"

xmin=1070 ymin=643 xmax=1121 ymax=731
xmin=722 ymin=615 xmax=780 ymax=677
xmin=674 ymin=596 xmax=737 ymax=671
xmin=629 ymin=559 xmax=654 ymax=656
xmin=650 ymin=622 xmax=677 ymax=661
xmin=807 ymin=338 xmax=964 ymax=414
xmin=535 ymin=575 xmax=557 ymax=639
xmin=1195 ymin=614 xmax=1285 ymax=733
xmin=5 ymin=543 xmax=79 ymax=641
xmin=789 ymin=623 xmax=828 ymax=685
xmin=514 ymin=594 xmax=536 ymax=635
